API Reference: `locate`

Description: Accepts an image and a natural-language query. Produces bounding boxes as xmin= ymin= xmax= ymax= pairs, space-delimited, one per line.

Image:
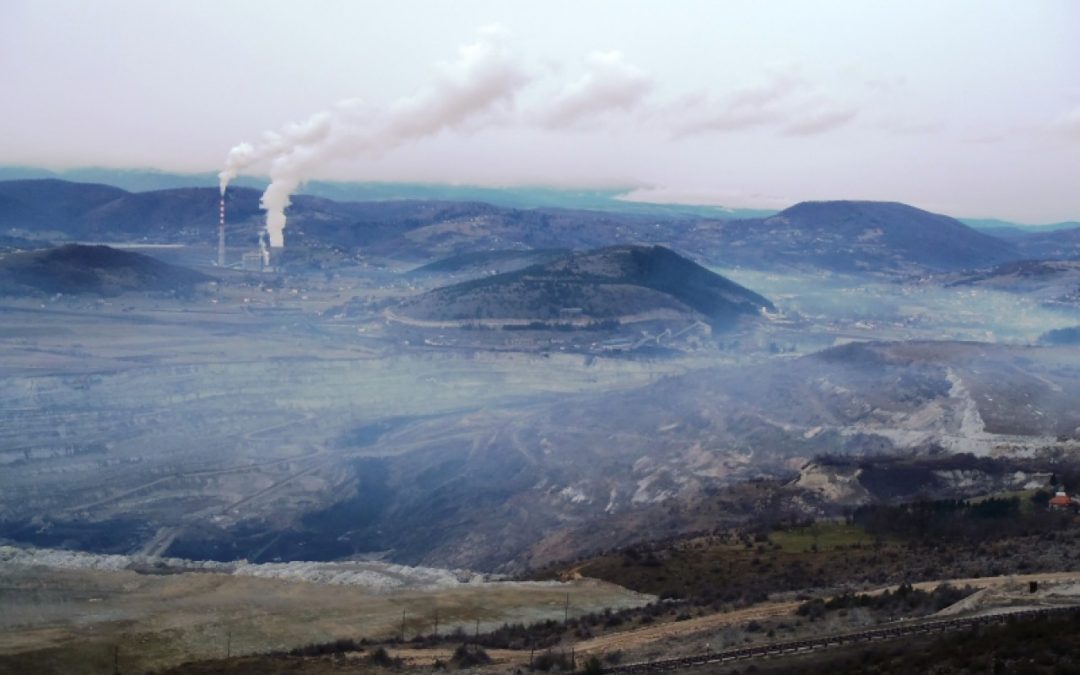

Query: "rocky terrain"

xmin=2 ymin=236 xmax=1079 ymax=576
xmin=148 ymin=340 xmax=1080 ymax=572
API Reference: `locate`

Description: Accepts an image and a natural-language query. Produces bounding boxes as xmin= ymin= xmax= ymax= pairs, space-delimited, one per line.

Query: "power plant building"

xmin=241 ymin=251 xmax=264 ymax=271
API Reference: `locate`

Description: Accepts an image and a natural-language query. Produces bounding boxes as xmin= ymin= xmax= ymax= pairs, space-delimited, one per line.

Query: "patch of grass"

xmin=769 ymin=522 xmax=872 ymax=553
xmin=969 ymin=489 xmax=1038 ymax=514
xmin=568 ymin=519 xmax=1080 ymax=607
xmin=575 ymin=532 xmax=902 ymax=605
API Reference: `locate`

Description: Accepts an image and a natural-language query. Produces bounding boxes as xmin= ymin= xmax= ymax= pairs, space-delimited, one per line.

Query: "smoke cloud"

xmin=538 ymin=50 xmax=653 ymax=128
xmin=219 ymin=26 xmax=530 ymax=247
xmin=782 ymin=107 xmax=857 ymax=136
xmin=218 ymin=113 xmax=334 ymax=195
xmin=673 ymin=69 xmax=855 ymax=139
xmin=220 ymin=34 xmax=863 ymax=248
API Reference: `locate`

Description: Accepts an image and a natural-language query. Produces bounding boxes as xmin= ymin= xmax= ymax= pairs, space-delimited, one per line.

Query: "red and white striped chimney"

xmin=217 ymin=197 xmax=226 ymax=267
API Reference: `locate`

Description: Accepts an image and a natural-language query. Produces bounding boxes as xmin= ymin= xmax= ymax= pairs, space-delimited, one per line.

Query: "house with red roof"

xmin=1049 ymin=490 xmax=1075 ymax=511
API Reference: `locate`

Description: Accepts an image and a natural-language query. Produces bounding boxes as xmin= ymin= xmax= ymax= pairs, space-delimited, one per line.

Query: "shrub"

xmin=533 ymin=651 xmax=572 ymax=672
xmin=368 ymin=646 xmax=397 ymax=667
xmin=451 ymin=644 xmax=491 ymax=667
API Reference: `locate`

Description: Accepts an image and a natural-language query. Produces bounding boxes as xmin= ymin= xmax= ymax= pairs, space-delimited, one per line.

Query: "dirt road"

xmin=575 ymin=601 xmax=801 ymax=655
xmin=574 ymin=570 xmax=1080 ymax=657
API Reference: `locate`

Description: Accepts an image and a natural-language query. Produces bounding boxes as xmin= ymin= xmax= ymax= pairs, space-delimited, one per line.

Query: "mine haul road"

xmin=571 ymin=571 xmax=1080 ymax=670
xmin=380 ymin=572 xmax=1080 ymax=671
xmin=600 ymin=604 xmax=1080 ymax=673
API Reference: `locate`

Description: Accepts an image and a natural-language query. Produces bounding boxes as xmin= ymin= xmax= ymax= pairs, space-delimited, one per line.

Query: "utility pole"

xmin=226 ymin=630 xmax=231 ymax=659
xmin=400 ymin=608 xmax=407 ymax=642
xmin=564 ymin=593 xmax=570 ymax=623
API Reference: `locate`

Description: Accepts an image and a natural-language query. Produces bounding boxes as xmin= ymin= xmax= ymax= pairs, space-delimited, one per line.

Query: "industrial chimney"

xmin=217 ymin=196 xmax=226 ymax=267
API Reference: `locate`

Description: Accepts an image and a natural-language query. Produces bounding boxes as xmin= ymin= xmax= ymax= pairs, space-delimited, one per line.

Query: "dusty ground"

xmin=0 ymin=562 xmax=648 ymax=675
xmin=573 ymin=600 xmax=802 ymax=657
xmin=150 ymin=570 xmax=1080 ymax=675
xmin=568 ymin=571 xmax=1080 ymax=666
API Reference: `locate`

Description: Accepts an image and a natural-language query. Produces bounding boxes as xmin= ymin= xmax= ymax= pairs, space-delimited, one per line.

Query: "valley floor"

xmin=135 ymin=570 xmax=1080 ymax=675
xmin=0 ymin=553 xmax=647 ymax=675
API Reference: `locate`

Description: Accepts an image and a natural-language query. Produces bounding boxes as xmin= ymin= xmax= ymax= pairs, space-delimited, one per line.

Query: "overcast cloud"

xmin=1 ymin=0 xmax=1077 ymax=222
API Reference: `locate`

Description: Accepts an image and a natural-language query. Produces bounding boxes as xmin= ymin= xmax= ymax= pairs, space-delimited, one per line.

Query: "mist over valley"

xmin=4 ymin=3 xmax=1080 ymax=672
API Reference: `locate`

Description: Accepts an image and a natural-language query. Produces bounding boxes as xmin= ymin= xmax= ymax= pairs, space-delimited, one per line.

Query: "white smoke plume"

xmin=218 ymin=32 xmax=858 ymax=249
xmin=219 ymin=26 xmax=530 ymax=248
xmin=539 ymin=50 xmax=653 ymax=128
xmin=670 ymin=68 xmax=856 ymax=139
xmin=217 ymin=112 xmax=334 ymax=195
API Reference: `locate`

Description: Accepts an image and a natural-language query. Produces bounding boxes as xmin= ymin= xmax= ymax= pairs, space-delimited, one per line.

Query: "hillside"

xmin=0 ymin=180 xmax=1036 ymax=275
xmin=0 ymin=179 xmax=382 ymax=246
xmin=0 ymin=179 xmax=260 ymax=241
xmin=1008 ymin=226 xmax=1080 ymax=260
xmin=0 ymin=165 xmax=774 ymax=217
xmin=943 ymin=258 xmax=1080 ymax=308
xmin=138 ymin=339 xmax=1032 ymax=572
xmin=0 ymin=179 xmax=676 ymax=260
xmin=0 ymin=233 xmax=46 ymax=253
xmin=961 ymin=216 xmax=1080 ymax=235
xmin=406 ymin=248 xmax=570 ymax=278
xmin=246 ymin=340 xmax=1080 ymax=571
xmin=712 ymin=201 xmax=1020 ymax=272
xmin=397 ymin=245 xmax=774 ymax=330
xmin=0 ymin=179 xmax=129 ymax=236
xmin=349 ymin=201 xmax=1024 ymax=273
xmin=0 ymin=244 xmax=212 ymax=296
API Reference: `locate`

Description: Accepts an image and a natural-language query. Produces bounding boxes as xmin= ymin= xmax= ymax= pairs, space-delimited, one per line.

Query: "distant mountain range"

xmin=0 ymin=244 xmax=211 ymax=297
xmin=1008 ymin=228 xmax=1080 ymax=260
xmin=0 ymin=179 xmax=401 ymax=249
xmin=9 ymin=166 xmax=1076 ymax=230
xmin=959 ymin=217 xmax=1080 ymax=234
xmin=399 ymin=245 xmax=774 ymax=330
xmin=714 ymin=200 xmax=1020 ymax=273
xmin=0 ymin=166 xmax=770 ymax=218
xmin=6 ymin=177 xmax=1080 ymax=275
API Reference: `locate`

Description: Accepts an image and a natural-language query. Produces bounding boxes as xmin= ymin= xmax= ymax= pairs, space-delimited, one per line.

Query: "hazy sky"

xmin=2 ymin=0 xmax=1078 ymax=221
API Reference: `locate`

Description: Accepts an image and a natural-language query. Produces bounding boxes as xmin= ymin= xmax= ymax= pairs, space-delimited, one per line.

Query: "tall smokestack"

xmin=218 ymin=26 xmax=528 ymax=251
xmin=217 ymin=196 xmax=226 ymax=267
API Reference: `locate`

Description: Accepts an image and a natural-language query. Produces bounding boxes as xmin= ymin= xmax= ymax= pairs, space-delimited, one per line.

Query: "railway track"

xmin=601 ymin=604 xmax=1080 ymax=673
